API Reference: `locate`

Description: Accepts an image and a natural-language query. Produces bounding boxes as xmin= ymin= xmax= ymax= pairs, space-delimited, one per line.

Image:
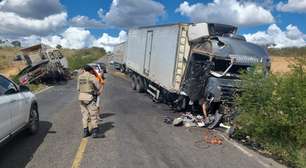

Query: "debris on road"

xmin=194 ymin=129 xmax=223 ymax=149
xmin=172 ymin=112 xmax=210 ymax=128
xmin=172 ymin=117 xmax=184 ymax=126
xmin=203 ymin=129 xmax=223 ymax=145
xmin=163 ymin=116 xmax=173 ymax=124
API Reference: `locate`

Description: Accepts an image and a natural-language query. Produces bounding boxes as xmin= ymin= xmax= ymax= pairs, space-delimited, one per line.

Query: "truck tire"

xmin=136 ymin=76 xmax=145 ymax=93
xmin=131 ymin=75 xmax=137 ymax=90
xmin=120 ymin=65 xmax=125 ymax=73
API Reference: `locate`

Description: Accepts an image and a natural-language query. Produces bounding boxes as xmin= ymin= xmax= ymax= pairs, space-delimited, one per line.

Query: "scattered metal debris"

xmin=172 ymin=117 xmax=184 ymax=126
xmin=172 ymin=112 xmax=208 ymax=128
xmin=163 ymin=116 xmax=173 ymax=125
xmin=203 ymin=129 xmax=223 ymax=145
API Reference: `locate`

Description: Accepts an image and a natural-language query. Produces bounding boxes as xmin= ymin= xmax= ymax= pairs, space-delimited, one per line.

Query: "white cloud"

xmin=93 ymin=30 xmax=127 ymax=51
xmin=0 ymin=0 xmax=128 ymax=51
xmin=176 ymin=0 xmax=274 ymax=26
xmin=0 ymin=11 xmax=67 ymax=37
xmin=100 ymin=0 xmax=165 ymax=28
xmin=0 ymin=0 xmax=67 ymax=38
xmin=40 ymin=27 xmax=127 ymax=51
xmin=277 ymin=0 xmax=306 ymax=13
xmin=18 ymin=35 xmax=42 ymax=47
xmin=0 ymin=0 xmax=64 ymax=19
xmin=42 ymin=27 xmax=95 ymax=49
xmin=246 ymin=0 xmax=274 ymax=10
xmin=244 ymin=24 xmax=306 ymax=48
xmin=70 ymin=15 xmax=105 ymax=29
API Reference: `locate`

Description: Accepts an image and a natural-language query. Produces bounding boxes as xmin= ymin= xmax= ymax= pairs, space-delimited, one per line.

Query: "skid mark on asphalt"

xmin=71 ymin=138 xmax=88 ymax=168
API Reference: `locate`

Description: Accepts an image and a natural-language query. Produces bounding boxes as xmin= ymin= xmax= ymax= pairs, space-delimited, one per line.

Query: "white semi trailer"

xmin=112 ymin=42 xmax=127 ymax=72
xmin=126 ymin=23 xmax=270 ymax=128
xmin=127 ymin=23 xmax=194 ymax=93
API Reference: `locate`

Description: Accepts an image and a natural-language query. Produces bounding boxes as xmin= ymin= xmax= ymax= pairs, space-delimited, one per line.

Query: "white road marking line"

xmin=35 ymin=86 xmax=54 ymax=95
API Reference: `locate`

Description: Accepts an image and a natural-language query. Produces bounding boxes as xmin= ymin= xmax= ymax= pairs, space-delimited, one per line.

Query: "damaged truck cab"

xmin=181 ymin=24 xmax=270 ymax=127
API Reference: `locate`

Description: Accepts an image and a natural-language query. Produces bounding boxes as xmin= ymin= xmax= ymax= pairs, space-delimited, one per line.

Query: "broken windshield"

xmin=212 ymin=58 xmax=249 ymax=75
xmin=190 ymin=53 xmax=249 ymax=76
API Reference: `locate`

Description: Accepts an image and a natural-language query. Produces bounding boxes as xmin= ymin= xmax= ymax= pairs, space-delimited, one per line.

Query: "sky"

xmin=0 ymin=0 xmax=305 ymax=50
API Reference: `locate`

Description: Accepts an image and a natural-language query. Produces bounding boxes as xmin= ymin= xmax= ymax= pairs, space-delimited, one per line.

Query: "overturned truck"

xmin=126 ymin=23 xmax=270 ymax=129
xmin=18 ymin=44 xmax=69 ymax=85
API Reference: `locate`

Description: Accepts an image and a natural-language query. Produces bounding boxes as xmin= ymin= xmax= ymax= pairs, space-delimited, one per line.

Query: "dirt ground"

xmin=0 ymin=61 xmax=26 ymax=78
xmin=270 ymin=56 xmax=295 ymax=74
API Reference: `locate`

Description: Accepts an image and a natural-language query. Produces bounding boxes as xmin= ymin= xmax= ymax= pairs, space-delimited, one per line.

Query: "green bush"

xmin=66 ymin=47 xmax=105 ymax=70
xmin=234 ymin=57 xmax=306 ymax=167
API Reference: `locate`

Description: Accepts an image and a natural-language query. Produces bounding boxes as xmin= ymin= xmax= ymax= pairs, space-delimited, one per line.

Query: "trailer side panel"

xmin=127 ymin=25 xmax=182 ymax=91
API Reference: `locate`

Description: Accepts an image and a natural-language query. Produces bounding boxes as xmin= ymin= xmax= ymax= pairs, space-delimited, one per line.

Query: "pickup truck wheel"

xmin=131 ymin=75 xmax=137 ymax=90
xmin=28 ymin=105 xmax=39 ymax=135
xmin=136 ymin=76 xmax=145 ymax=93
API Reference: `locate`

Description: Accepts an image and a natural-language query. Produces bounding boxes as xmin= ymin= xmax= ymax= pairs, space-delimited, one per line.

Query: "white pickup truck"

xmin=0 ymin=74 xmax=39 ymax=145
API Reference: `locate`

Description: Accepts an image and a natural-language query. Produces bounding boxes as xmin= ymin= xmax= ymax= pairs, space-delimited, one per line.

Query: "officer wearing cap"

xmin=77 ymin=65 xmax=101 ymax=138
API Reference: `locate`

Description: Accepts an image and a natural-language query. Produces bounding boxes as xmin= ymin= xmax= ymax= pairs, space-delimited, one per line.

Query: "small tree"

xmin=11 ymin=41 xmax=21 ymax=47
xmin=56 ymin=44 xmax=62 ymax=49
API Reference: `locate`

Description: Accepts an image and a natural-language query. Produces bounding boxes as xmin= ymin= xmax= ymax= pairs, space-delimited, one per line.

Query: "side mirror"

xmin=20 ymin=85 xmax=30 ymax=92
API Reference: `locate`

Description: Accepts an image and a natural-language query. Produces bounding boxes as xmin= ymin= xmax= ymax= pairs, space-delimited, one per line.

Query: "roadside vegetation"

xmin=62 ymin=47 xmax=106 ymax=71
xmin=0 ymin=47 xmax=20 ymax=70
xmin=234 ymin=57 xmax=306 ymax=168
xmin=28 ymin=83 xmax=47 ymax=93
xmin=268 ymin=47 xmax=306 ymax=57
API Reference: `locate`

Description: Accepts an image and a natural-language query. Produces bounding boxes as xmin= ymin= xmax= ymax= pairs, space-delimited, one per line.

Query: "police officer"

xmin=77 ymin=65 xmax=101 ymax=138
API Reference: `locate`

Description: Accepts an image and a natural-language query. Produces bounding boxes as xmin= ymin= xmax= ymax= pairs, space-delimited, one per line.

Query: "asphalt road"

xmin=0 ymin=70 xmax=285 ymax=168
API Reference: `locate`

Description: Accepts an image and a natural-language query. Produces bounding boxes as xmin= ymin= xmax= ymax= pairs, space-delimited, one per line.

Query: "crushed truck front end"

xmin=180 ymin=34 xmax=270 ymax=128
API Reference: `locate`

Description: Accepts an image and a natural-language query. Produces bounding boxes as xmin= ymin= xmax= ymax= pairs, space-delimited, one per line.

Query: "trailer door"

xmin=144 ymin=31 xmax=153 ymax=75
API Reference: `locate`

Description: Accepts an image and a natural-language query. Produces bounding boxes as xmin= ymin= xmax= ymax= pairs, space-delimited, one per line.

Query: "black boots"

xmin=92 ymin=128 xmax=98 ymax=138
xmin=84 ymin=128 xmax=104 ymax=138
xmin=83 ymin=128 xmax=90 ymax=138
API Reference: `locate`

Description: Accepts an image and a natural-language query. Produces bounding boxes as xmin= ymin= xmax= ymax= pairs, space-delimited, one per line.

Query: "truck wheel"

xmin=136 ymin=76 xmax=145 ymax=93
xmin=28 ymin=105 xmax=39 ymax=135
xmin=175 ymin=96 xmax=188 ymax=112
xmin=120 ymin=66 xmax=125 ymax=73
xmin=131 ymin=75 xmax=137 ymax=90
